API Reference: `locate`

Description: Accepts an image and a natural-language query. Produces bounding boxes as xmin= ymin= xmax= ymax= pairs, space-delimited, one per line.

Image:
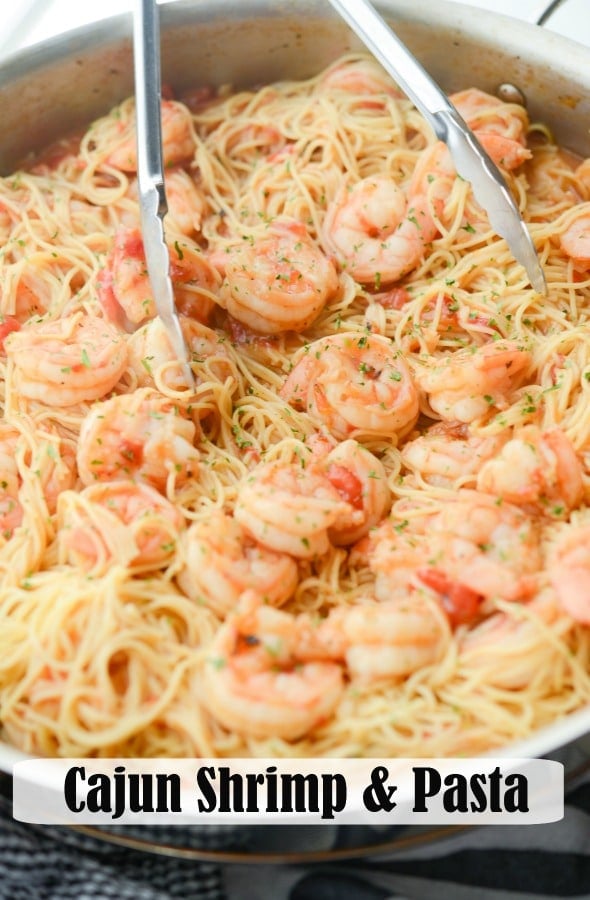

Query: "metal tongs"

xmin=133 ymin=0 xmax=195 ymax=388
xmin=328 ymin=0 xmax=547 ymax=295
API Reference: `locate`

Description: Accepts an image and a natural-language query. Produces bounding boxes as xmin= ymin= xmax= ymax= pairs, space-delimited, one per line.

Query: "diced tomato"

xmin=374 ymin=286 xmax=411 ymax=309
xmin=417 ymin=567 xmax=482 ymax=627
xmin=0 ymin=317 xmax=20 ymax=352
xmin=116 ymin=228 xmax=145 ymax=261
xmin=325 ymin=463 xmax=364 ymax=509
xmin=119 ymin=439 xmax=143 ymax=467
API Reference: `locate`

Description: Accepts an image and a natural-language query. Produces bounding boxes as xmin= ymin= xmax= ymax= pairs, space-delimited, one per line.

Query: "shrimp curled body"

xmin=76 ymin=389 xmax=199 ymax=491
xmin=476 ymin=425 xmax=584 ymax=516
xmin=98 ymin=226 xmax=218 ymax=331
xmin=281 ymin=332 xmax=419 ymax=440
xmin=323 ymin=176 xmax=436 ymax=285
xmin=299 ymin=597 xmax=448 ymax=682
xmin=200 ymin=593 xmax=344 ymax=740
xmin=58 ymin=480 xmax=185 ymax=574
xmin=560 ymin=209 xmax=590 ymax=272
xmin=5 ymin=314 xmax=128 ymax=407
xmin=234 ymin=459 xmax=357 ymax=559
xmin=106 ymin=100 xmax=196 ymax=172
xmin=321 ymin=439 xmax=392 ymax=545
xmin=219 ymin=218 xmax=338 ymax=334
xmin=416 ymin=339 xmax=531 ymax=423
xmin=175 ymin=512 xmax=298 ymax=617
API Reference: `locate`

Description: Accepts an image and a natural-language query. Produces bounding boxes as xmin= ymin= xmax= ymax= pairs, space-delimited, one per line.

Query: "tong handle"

xmin=133 ymin=0 xmax=167 ymax=206
xmin=328 ymin=0 xmax=450 ymax=130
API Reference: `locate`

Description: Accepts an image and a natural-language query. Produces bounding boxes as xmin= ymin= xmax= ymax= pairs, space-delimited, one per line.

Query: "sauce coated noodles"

xmin=1 ymin=54 xmax=590 ymax=759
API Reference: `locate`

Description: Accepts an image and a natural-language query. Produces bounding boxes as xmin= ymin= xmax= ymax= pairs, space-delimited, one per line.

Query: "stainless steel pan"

xmin=1 ymin=0 xmax=590 ymax=773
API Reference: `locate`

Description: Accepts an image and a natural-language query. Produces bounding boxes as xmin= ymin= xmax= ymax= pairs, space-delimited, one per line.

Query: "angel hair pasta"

xmin=1 ymin=53 xmax=590 ymax=759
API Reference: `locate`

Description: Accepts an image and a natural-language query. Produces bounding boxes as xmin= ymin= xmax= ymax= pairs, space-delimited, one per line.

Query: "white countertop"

xmin=0 ymin=0 xmax=589 ymax=59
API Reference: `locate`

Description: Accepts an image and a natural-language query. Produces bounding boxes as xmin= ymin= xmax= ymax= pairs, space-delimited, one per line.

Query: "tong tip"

xmin=530 ymin=265 xmax=548 ymax=296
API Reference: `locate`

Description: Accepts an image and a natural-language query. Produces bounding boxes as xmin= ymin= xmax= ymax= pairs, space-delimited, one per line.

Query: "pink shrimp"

xmin=415 ymin=339 xmax=532 ymax=423
xmin=323 ymin=176 xmax=438 ymax=285
xmin=450 ymin=88 xmax=532 ymax=170
xmin=319 ymin=439 xmax=392 ymax=545
xmin=106 ymin=100 xmax=196 ymax=172
xmin=219 ymin=218 xmax=338 ymax=334
xmin=76 ymin=389 xmax=199 ymax=491
xmin=97 ymin=226 xmax=219 ymax=330
xmin=369 ymin=489 xmax=541 ymax=623
xmin=58 ymin=480 xmax=185 ymax=574
xmin=5 ymin=313 xmax=128 ymax=407
xmin=281 ymin=332 xmax=419 ymax=440
xmin=200 ymin=592 xmax=344 ymax=740
xmin=560 ymin=208 xmax=590 ymax=271
xmin=234 ymin=459 xmax=357 ymax=560
xmin=476 ymin=425 xmax=584 ymax=516
xmin=320 ymin=56 xmax=403 ymax=106
xmin=175 ymin=511 xmax=298 ymax=617
xmin=401 ymin=421 xmax=508 ymax=488
xmin=547 ymin=521 xmax=590 ymax=624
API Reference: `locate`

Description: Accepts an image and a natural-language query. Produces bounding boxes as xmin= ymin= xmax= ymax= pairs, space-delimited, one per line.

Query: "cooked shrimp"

xmin=5 ymin=313 xmax=128 ymax=407
xmin=365 ymin=519 xmax=481 ymax=626
xmin=401 ymin=422 xmax=507 ymax=488
xmin=9 ymin=271 xmax=51 ymax=322
xmin=299 ymin=596 xmax=448 ymax=682
xmin=106 ymin=100 xmax=196 ymax=172
xmin=560 ymin=209 xmax=590 ymax=271
xmin=415 ymin=339 xmax=531 ymax=423
xmin=370 ymin=489 xmax=540 ymax=618
xmin=175 ymin=511 xmax=298 ymax=617
xmin=422 ymin=489 xmax=541 ymax=602
xmin=320 ymin=439 xmax=392 ymax=545
xmin=224 ymin=123 xmax=285 ymax=160
xmin=474 ymin=133 xmax=532 ymax=171
xmin=477 ymin=425 xmax=584 ymax=516
xmin=98 ymin=226 xmax=219 ymax=331
xmin=323 ymin=176 xmax=437 ymax=285
xmin=76 ymin=389 xmax=199 ymax=491
xmin=450 ymin=88 xmax=531 ymax=170
xmin=58 ymin=480 xmax=185 ymax=574
xmin=162 ymin=168 xmax=207 ymax=236
xmin=547 ymin=521 xmax=590 ymax=624
xmin=125 ymin=168 xmax=207 ymax=236
xmin=127 ymin=316 xmax=231 ymax=393
xmin=363 ymin=515 xmax=425 ymax=584
xmin=451 ymin=89 xmax=528 ymax=143
xmin=458 ymin=589 xmax=569 ymax=689
xmin=234 ymin=459 xmax=356 ymax=559
xmin=407 ymin=138 xmax=520 ymax=239
xmin=200 ymin=592 xmax=344 ymax=740
xmin=320 ymin=57 xmax=402 ymax=103
xmin=219 ymin=217 xmax=338 ymax=334
xmin=280 ymin=332 xmax=419 ymax=440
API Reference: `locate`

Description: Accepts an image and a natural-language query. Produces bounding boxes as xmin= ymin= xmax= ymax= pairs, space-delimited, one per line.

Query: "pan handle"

xmin=532 ymin=0 xmax=570 ymax=26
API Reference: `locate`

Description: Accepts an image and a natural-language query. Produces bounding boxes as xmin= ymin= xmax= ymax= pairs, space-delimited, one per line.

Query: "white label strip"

xmin=12 ymin=757 xmax=563 ymax=825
